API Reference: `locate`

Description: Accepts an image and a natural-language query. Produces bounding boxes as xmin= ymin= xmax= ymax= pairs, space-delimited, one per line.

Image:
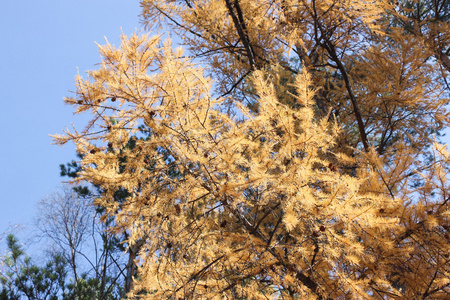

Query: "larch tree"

xmin=391 ymin=0 xmax=449 ymax=73
xmin=54 ymin=0 xmax=450 ymax=299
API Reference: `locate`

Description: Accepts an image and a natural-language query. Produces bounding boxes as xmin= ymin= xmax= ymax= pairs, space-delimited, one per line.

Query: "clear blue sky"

xmin=0 ymin=1 xmax=142 ymax=237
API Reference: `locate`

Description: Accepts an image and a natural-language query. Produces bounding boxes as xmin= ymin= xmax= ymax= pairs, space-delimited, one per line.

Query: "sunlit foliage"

xmin=55 ymin=0 xmax=450 ymax=298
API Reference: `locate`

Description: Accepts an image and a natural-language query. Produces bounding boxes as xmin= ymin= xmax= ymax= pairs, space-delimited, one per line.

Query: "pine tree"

xmin=54 ymin=0 xmax=450 ymax=298
xmin=0 ymin=235 xmax=67 ymax=300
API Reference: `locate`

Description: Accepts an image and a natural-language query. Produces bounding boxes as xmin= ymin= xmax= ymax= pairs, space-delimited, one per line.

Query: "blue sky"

xmin=0 ymin=1 xmax=142 ymax=239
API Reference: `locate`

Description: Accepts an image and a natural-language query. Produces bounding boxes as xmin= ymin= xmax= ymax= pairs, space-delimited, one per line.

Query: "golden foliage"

xmin=55 ymin=0 xmax=450 ymax=298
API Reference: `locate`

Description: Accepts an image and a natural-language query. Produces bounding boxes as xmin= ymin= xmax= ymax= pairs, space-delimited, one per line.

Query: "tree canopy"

xmin=54 ymin=0 xmax=450 ymax=298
